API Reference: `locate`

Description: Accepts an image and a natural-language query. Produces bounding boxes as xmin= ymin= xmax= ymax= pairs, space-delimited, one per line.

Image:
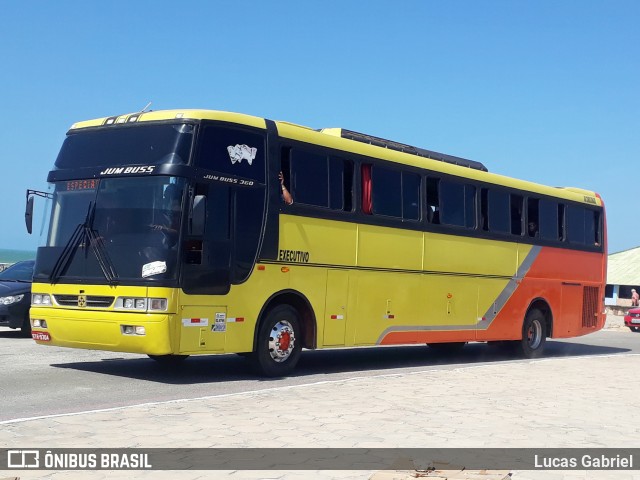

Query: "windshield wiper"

xmin=86 ymin=224 xmax=119 ymax=285
xmin=49 ymin=203 xmax=120 ymax=285
xmin=49 ymin=221 xmax=85 ymax=284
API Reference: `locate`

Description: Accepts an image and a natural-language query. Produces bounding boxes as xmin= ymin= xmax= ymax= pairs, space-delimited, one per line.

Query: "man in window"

xmin=279 ymin=171 xmax=293 ymax=205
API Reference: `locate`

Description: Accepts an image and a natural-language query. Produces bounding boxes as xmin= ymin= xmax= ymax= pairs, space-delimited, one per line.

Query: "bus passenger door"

xmin=323 ymin=270 xmax=349 ymax=346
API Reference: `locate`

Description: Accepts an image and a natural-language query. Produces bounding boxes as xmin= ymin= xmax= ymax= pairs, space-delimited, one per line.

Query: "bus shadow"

xmin=0 ymin=329 xmax=31 ymax=339
xmin=50 ymin=338 xmax=631 ymax=385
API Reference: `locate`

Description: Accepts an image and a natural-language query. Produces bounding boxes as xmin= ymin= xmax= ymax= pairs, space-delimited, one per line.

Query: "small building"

xmin=606 ymin=246 xmax=640 ymax=314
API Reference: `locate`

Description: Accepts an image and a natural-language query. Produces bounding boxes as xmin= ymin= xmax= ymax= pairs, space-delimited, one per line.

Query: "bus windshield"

xmin=54 ymin=123 xmax=194 ymax=169
xmin=35 ymin=176 xmax=186 ymax=284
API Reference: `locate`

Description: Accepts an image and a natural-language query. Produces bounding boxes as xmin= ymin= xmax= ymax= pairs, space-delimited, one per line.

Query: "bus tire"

xmin=253 ymin=305 xmax=302 ymax=377
xmin=519 ymin=308 xmax=547 ymax=358
xmin=148 ymin=354 xmax=189 ymax=366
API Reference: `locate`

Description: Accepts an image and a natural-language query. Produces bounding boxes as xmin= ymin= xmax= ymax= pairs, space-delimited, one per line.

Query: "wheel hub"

xmin=527 ymin=319 xmax=542 ymax=349
xmin=268 ymin=320 xmax=295 ymax=363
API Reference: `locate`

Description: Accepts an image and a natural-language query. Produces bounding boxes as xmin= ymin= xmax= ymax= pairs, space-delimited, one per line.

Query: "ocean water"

xmin=0 ymin=248 xmax=36 ymax=263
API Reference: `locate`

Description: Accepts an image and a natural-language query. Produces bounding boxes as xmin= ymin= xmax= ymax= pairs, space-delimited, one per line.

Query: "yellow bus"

xmin=27 ymin=109 xmax=607 ymax=376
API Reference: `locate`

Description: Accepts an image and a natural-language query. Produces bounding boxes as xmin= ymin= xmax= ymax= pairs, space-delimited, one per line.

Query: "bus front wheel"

xmin=253 ymin=305 xmax=302 ymax=377
xmin=519 ymin=308 xmax=547 ymax=359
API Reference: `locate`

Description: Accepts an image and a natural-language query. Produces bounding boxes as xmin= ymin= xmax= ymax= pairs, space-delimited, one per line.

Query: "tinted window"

xmin=372 ymin=166 xmax=401 ymax=217
xmin=511 ymin=194 xmax=524 ymax=236
xmin=488 ymin=190 xmax=510 ymax=234
xmin=292 ymin=150 xmax=328 ymax=207
xmin=539 ymin=199 xmax=559 ymax=241
xmin=195 ymin=125 xmax=265 ymax=183
xmin=440 ymin=180 xmax=475 ymax=228
xmin=567 ymin=206 xmax=585 ymax=244
xmin=590 ymin=210 xmax=601 ymax=246
xmin=527 ymin=198 xmax=539 ymax=238
xmin=426 ymin=177 xmax=440 ymax=224
xmin=402 ymin=172 xmax=421 ymax=221
xmin=328 ymin=157 xmax=353 ymax=211
xmin=566 ymin=205 xmax=600 ymax=246
xmin=56 ymin=124 xmax=194 ymax=169
xmin=233 ymin=188 xmax=265 ymax=282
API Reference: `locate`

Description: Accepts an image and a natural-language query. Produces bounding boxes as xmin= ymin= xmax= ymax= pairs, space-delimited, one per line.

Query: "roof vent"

xmin=322 ymin=128 xmax=488 ymax=172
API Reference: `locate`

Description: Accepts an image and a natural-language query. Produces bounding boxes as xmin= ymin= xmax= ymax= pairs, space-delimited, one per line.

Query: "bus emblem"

xmin=78 ymin=295 xmax=87 ymax=308
xmin=227 ymin=144 xmax=257 ymax=165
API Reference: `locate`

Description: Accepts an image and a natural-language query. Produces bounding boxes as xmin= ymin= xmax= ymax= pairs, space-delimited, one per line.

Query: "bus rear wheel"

xmin=252 ymin=305 xmax=302 ymax=377
xmin=518 ymin=308 xmax=547 ymax=359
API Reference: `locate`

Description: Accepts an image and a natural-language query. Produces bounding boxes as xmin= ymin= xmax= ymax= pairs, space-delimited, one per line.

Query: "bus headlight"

xmin=148 ymin=298 xmax=167 ymax=311
xmin=121 ymin=325 xmax=146 ymax=335
xmin=32 ymin=294 xmax=52 ymax=306
xmin=116 ymin=297 xmax=168 ymax=312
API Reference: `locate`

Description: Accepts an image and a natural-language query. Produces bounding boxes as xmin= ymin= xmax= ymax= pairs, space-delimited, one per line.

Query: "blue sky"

xmin=1 ymin=1 xmax=637 ymax=254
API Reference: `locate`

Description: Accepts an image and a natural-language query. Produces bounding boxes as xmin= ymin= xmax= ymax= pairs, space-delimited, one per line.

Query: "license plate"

xmin=632 ymin=319 xmax=640 ymax=325
xmin=32 ymin=331 xmax=51 ymax=341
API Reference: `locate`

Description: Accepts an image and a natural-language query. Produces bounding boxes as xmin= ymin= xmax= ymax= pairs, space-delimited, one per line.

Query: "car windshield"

xmin=34 ymin=176 xmax=186 ymax=284
xmin=0 ymin=261 xmax=34 ymax=282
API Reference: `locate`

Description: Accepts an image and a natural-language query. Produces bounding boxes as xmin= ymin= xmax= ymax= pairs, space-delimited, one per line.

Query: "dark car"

xmin=0 ymin=260 xmax=35 ymax=335
xmin=624 ymin=307 xmax=640 ymax=333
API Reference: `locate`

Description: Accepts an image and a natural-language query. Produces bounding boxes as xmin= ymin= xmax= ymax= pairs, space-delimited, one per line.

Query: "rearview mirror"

xmin=25 ymin=195 xmax=34 ymax=234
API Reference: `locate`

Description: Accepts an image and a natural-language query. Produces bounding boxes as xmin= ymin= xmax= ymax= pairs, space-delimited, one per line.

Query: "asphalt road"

xmin=1 ymin=326 xmax=637 ymax=422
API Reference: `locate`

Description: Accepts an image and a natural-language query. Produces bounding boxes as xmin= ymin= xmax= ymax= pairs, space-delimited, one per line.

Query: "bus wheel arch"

xmin=518 ymin=299 xmax=553 ymax=359
xmin=251 ymin=290 xmax=317 ymax=376
xmin=254 ymin=290 xmax=317 ymax=351
xmin=526 ymin=298 xmax=553 ymax=338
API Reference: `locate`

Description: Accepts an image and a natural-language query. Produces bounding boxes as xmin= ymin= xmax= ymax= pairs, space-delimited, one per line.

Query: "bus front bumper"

xmin=29 ymin=307 xmax=174 ymax=355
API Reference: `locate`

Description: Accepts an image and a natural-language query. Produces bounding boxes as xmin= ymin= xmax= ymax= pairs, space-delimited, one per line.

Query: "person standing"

xmin=632 ymin=288 xmax=639 ymax=307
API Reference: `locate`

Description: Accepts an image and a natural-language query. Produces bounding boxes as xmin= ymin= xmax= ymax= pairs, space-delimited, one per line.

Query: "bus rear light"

xmin=32 ymin=319 xmax=47 ymax=328
xmin=121 ymin=325 xmax=146 ymax=336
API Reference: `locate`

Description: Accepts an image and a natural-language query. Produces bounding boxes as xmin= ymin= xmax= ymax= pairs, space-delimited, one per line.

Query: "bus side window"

xmin=440 ymin=180 xmax=475 ymax=229
xmin=402 ymin=172 xmax=421 ymax=221
xmin=330 ymin=157 xmax=353 ymax=211
xmin=371 ymin=165 xmax=402 ymax=218
xmin=527 ymin=198 xmax=539 ymax=238
xmin=480 ymin=188 xmax=488 ymax=231
xmin=280 ymin=147 xmax=292 ymax=201
xmin=342 ymin=159 xmax=354 ymax=212
xmin=426 ymin=177 xmax=440 ymax=224
xmin=511 ymin=194 xmax=524 ymax=236
xmin=362 ymin=164 xmax=372 ymax=214
xmin=592 ymin=210 xmax=602 ymax=246
xmin=539 ymin=199 xmax=558 ymax=241
xmin=558 ymin=204 xmax=566 ymax=241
